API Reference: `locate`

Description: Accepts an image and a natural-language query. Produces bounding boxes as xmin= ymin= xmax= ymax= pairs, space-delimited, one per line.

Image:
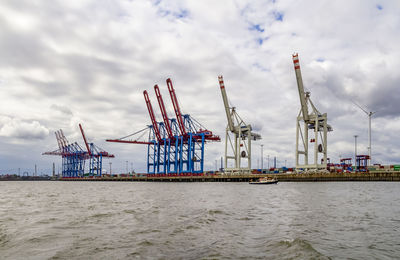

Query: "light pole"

xmin=261 ymin=144 xmax=264 ymax=170
xmin=126 ymin=161 xmax=128 ymax=174
xmin=267 ymin=155 xmax=270 ymax=170
xmin=354 ymin=135 xmax=358 ymax=172
xmin=109 ymin=162 xmax=112 ymax=175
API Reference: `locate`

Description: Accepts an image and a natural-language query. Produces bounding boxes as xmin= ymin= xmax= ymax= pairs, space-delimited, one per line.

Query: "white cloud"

xmin=0 ymin=116 xmax=49 ymax=140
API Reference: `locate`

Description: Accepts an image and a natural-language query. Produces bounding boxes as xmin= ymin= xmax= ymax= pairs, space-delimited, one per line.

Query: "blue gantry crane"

xmin=43 ymin=129 xmax=86 ymax=177
xmin=107 ymin=78 xmax=220 ymax=176
xmin=43 ymin=124 xmax=114 ymax=177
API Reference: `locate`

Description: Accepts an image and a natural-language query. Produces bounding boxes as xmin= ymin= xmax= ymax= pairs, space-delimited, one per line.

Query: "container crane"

xmin=43 ymin=129 xmax=86 ymax=177
xmin=218 ymin=75 xmax=261 ymax=175
xmin=292 ymin=53 xmax=332 ymax=170
xmin=107 ymin=78 xmax=219 ymax=175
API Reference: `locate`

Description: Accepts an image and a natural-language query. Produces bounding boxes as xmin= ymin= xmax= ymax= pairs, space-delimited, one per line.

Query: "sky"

xmin=0 ymin=0 xmax=399 ymax=175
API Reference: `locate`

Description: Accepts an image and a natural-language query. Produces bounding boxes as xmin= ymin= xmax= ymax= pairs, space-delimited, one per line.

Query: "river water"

xmin=0 ymin=181 xmax=399 ymax=259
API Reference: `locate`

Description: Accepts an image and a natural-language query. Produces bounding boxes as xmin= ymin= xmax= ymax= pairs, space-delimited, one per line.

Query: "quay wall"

xmin=58 ymin=171 xmax=400 ymax=182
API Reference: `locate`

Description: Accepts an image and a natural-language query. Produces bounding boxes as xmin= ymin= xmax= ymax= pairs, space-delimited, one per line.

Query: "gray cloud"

xmin=50 ymin=104 xmax=73 ymax=116
xmin=0 ymin=0 xmax=400 ymax=174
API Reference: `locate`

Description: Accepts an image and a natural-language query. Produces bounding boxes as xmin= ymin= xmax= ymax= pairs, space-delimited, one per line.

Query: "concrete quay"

xmin=59 ymin=171 xmax=400 ymax=182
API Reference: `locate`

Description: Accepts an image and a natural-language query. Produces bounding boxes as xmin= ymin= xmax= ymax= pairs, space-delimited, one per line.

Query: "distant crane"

xmin=43 ymin=129 xmax=86 ymax=177
xmin=218 ymin=75 xmax=261 ymax=175
xmin=352 ymin=101 xmax=377 ymax=165
xmin=43 ymin=125 xmax=114 ymax=178
xmin=292 ymin=54 xmax=332 ymax=170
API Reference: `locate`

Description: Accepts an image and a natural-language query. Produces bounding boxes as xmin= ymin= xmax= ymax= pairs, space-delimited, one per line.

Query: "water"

xmin=0 ymin=181 xmax=399 ymax=259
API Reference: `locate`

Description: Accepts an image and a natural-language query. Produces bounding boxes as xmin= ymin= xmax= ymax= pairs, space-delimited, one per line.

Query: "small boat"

xmin=249 ymin=177 xmax=278 ymax=185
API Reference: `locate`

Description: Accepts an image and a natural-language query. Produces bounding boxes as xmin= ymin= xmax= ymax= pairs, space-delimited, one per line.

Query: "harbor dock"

xmin=57 ymin=171 xmax=400 ymax=182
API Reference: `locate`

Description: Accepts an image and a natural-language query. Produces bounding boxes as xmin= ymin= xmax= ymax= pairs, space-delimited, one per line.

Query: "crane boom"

xmin=166 ymin=78 xmax=186 ymax=136
xmin=144 ymin=90 xmax=162 ymax=142
xmin=293 ymin=53 xmax=309 ymax=122
xmin=79 ymin=123 xmax=92 ymax=156
xmin=58 ymin=130 xmax=69 ymax=149
xmin=106 ymin=139 xmax=152 ymax=145
xmin=154 ymin=85 xmax=174 ymax=139
xmin=55 ymin=131 xmax=63 ymax=150
xmin=218 ymin=75 xmax=235 ymax=132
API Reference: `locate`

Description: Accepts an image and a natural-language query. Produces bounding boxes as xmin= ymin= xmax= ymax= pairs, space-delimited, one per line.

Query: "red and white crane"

xmin=218 ymin=75 xmax=261 ymax=175
xmin=293 ymin=53 xmax=332 ymax=170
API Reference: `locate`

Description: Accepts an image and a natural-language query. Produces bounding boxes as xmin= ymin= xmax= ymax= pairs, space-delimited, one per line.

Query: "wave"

xmin=267 ymin=238 xmax=331 ymax=260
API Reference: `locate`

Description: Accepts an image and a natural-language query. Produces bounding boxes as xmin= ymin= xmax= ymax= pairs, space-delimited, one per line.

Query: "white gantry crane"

xmin=292 ymin=53 xmax=332 ymax=170
xmin=218 ymin=75 xmax=261 ymax=175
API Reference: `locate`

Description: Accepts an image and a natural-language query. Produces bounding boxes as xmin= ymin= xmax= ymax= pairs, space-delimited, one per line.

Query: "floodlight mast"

xmin=293 ymin=54 xmax=332 ymax=171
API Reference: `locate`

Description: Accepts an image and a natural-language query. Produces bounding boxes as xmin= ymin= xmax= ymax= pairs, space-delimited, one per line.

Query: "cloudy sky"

xmin=0 ymin=0 xmax=399 ymax=174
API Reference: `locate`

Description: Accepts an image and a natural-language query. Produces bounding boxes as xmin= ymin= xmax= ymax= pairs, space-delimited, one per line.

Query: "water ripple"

xmin=0 ymin=181 xmax=399 ymax=259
